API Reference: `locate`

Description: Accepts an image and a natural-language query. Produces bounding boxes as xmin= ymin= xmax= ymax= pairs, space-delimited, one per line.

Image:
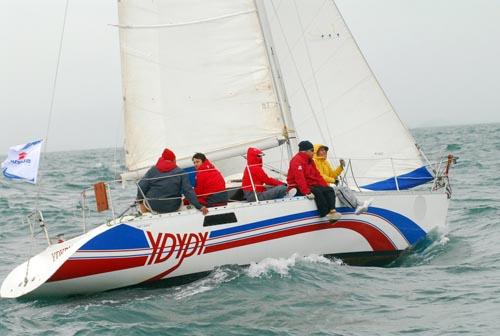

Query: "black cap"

xmin=298 ymin=140 xmax=314 ymax=151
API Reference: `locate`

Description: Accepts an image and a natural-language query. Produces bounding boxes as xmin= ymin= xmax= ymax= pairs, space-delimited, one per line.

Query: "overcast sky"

xmin=1 ymin=0 xmax=499 ymax=153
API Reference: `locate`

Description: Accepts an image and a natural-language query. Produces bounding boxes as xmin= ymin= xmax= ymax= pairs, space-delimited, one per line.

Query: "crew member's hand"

xmin=339 ymin=159 xmax=346 ymax=167
xmin=306 ymin=193 xmax=315 ymax=200
xmin=200 ymin=206 xmax=209 ymax=215
xmin=137 ymin=201 xmax=149 ymax=214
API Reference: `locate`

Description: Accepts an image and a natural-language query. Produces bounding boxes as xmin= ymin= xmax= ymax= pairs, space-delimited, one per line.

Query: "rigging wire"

xmin=291 ymin=0 xmax=339 ymax=161
xmin=329 ymin=0 xmax=430 ymax=168
xmin=35 ymin=0 xmax=70 ymax=210
xmin=284 ymin=37 xmax=349 ymax=99
xmin=270 ymin=1 xmax=328 ymax=145
xmin=268 ymin=0 xmax=329 ymax=67
xmin=20 ymin=0 xmax=70 ymax=284
xmin=112 ymin=88 xmax=124 ymax=179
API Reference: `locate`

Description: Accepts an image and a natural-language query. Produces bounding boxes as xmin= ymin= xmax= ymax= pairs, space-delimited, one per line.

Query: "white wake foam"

xmin=174 ymin=267 xmax=240 ymax=300
xmin=439 ymin=235 xmax=450 ymax=245
xmin=247 ymin=253 xmax=342 ymax=278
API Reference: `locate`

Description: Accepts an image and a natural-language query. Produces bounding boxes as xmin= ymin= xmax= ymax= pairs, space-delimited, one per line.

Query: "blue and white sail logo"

xmin=1 ymin=140 xmax=44 ymax=184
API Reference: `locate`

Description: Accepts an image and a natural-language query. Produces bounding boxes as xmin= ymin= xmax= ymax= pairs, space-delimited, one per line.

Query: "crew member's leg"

xmin=310 ymin=186 xmax=330 ymax=217
xmin=257 ymin=185 xmax=287 ymax=201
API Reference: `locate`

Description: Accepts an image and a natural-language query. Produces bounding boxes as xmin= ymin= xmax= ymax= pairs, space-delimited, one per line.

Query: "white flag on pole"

xmin=1 ymin=140 xmax=44 ymax=184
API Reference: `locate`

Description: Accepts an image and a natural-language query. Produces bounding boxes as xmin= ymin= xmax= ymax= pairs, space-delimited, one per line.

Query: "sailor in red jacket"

xmin=287 ymin=141 xmax=341 ymax=222
xmin=242 ymin=147 xmax=294 ymax=202
xmin=192 ymin=153 xmax=228 ymax=207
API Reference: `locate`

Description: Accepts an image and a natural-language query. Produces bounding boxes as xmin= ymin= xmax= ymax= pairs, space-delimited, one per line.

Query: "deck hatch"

xmin=203 ymin=213 xmax=238 ymax=227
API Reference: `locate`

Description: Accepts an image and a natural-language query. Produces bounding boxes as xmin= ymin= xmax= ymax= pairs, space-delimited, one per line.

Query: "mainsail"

xmin=117 ymin=0 xmax=289 ymax=179
xmin=263 ymin=0 xmax=433 ymax=190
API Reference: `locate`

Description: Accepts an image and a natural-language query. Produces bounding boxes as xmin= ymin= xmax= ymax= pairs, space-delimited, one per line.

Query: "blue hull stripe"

xmin=337 ymin=206 xmax=426 ymax=245
xmin=209 ymin=210 xmax=320 ymax=239
xmin=80 ymin=224 xmax=150 ymax=251
xmin=361 ymin=166 xmax=433 ymax=191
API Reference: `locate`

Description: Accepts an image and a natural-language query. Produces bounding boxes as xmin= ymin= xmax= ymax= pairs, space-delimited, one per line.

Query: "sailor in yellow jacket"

xmin=313 ymin=143 xmax=372 ymax=214
xmin=313 ymin=144 xmax=345 ymax=184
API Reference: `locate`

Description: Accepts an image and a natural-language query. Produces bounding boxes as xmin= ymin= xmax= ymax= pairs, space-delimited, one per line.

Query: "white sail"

xmin=117 ymin=0 xmax=286 ymax=174
xmin=263 ymin=0 xmax=432 ymax=189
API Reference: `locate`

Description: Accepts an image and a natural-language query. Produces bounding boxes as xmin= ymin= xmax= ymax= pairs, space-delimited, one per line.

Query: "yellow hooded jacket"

xmin=313 ymin=144 xmax=343 ymax=184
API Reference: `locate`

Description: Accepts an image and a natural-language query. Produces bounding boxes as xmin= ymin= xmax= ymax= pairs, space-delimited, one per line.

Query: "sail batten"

xmin=115 ymin=9 xmax=256 ymax=29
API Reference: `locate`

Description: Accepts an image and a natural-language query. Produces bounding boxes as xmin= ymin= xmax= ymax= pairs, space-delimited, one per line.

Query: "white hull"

xmin=1 ymin=191 xmax=449 ymax=298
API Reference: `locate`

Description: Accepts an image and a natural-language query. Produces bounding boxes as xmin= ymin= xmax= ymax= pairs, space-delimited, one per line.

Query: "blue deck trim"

xmin=361 ymin=166 xmax=433 ymax=191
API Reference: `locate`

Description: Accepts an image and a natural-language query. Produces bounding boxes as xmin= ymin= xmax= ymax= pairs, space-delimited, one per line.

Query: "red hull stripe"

xmin=334 ymin=220 xmax=396 ymax=251
xmin=47 ymin=222 xmax=395 ymax=282
xmin=204 ymin=222 xmax=331 ymax=254
xmin=204 ymin=220 xmax=395 ymax=254
xmin=47 ymin=256 xmax=148 ymax=282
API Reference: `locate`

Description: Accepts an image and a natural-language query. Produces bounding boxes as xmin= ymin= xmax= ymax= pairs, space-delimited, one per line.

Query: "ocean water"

xmin=1 ymin=123 xmax=499 ymax=335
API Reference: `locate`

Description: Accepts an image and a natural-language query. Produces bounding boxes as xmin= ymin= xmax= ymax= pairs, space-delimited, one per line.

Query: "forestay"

xmin=263 ymin=0 xmax=433 ymax=190
xmin=117 ymin=0 xmax=286 ymax=178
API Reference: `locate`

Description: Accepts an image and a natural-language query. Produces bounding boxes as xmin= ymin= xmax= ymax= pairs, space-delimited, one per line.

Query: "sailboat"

xmin=1 ymin=0 xmax=453 ymax=298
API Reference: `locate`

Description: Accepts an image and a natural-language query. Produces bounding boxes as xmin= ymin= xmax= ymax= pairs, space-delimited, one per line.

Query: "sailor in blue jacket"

xmin=136 ymin=148 xmax=208 ymax=215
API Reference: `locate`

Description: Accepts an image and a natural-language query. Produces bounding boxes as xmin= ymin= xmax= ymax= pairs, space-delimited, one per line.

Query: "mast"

xmin=254 ymin=0 xmax=296 ymax=160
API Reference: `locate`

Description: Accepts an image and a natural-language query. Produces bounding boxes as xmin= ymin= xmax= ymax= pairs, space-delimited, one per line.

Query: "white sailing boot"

xmin=355 ymin=199 xmax=372 ymax=215
xmin=286 ymin=188 xmax=297 ymax=198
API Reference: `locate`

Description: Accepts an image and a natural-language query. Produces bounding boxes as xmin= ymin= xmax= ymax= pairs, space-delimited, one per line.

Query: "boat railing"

xmin=74 ymin=162 xmax=285 ymax=233
xmin=23 ymin=155 xmax=455 ymax=248
xmin=338 ymin=154 xmax=455 ymax=195
xmin=77 ymin=169 xmax=251 ymax=234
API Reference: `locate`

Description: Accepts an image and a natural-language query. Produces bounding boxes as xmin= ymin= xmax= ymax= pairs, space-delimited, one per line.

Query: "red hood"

xmin=156 ymin=148 xmax=177 ymax=172
xmin=246 ymin=147 xmax=263 ymax=166
xmin=197 ymin=159 xmax=215 ymax=172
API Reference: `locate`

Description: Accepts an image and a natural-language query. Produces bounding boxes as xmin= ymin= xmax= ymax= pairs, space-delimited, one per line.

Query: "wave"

xmin=446 ymin=143 xmax=462 ymax=151
xmin=467 ymin=205 xmax=498 ymax=215
xmin=390 ymin=230 xmax=451 ymax=267
xmin=173 ymin=266 xmax=241 ymax=300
